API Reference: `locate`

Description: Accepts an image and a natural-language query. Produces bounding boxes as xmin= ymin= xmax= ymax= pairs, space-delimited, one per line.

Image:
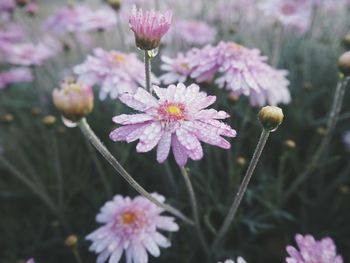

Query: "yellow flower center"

xmin=167 ymin=105 xmax=182 ymax=115
xmin=229 ymin=43 xmax=243 ymax=52
xmin=122 ymin=212 xmax=136 ymax=224
xmin=113 ymin=54 xmax=126 ymax=63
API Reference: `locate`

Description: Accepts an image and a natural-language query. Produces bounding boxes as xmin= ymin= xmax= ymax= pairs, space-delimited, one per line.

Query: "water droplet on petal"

xmin=147 ymin=48 xmax=159 ymax=58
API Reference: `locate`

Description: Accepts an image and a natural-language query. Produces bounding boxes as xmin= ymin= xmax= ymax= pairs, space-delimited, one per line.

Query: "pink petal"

xmin=171 ymin=134 xmax=188 ymax=167
xmin=156 ymin=132 xmax=172 ymax=163
xmin=136 ymin=123 xmax=163 ymax=152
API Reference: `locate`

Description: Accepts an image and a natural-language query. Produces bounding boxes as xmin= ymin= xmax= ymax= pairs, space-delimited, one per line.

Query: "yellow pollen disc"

xmin=167 ymin=105 xmax=182 ymax=115
xmin=229 ymin=43 xmax=243 ymax=51
xmin=122 ymin=212 xmax=136 ymax=224
xmin=113 ymin=54 xmax=126 ymax=63
xmin=180 ymin=63 xmax=189 ymax=70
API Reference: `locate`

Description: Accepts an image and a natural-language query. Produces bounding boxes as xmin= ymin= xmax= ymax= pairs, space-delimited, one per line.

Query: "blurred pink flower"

xmin=215 ymin=42 xmax=291 ymax=106
xmin=343 ymin=131 xmax=350 ymax=152
xmin=160 ymin=53 xmax=192 ymax=84
xmin=218 ymin=258 xmax=247 ymax=263
xmin=86 ymin=193 xmax=179 ymax=263
xmin=0 ymin=23 xmax=24 ymax=44
xmin=259 ymin=0 xmax=312 ymax=33
xmin=286 ymin=234 xmax=343 ymax=263
xmin=129 ymin=6 xmax=172 ymax=50
xmin=170 ymin=19 xmax=216 ymax=46
xmin=1 ymin=42 xmax=57 ymax=66
xmin=0 ymin=68 xmax=33 ymax=89
xmin=25 ymin=259 xmax=35 ymax=263
xmin=44 ymin=5 xmax=117 ymax=34
xmin=74 ymin=48 xmax=158 ymax=100
xmin=0 ymin=0 xmax=15 ymax=13
xmin=110 ymin=83 xmax=236 ymax=166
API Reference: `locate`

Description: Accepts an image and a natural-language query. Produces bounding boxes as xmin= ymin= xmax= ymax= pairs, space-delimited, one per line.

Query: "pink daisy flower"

xmin=0 ymin=23 xmax=24 ymax=44
xmin=0 ymin=67 xmax=33 ymax=89
xmin=0 ymin=0 xmax=15 ymax=13
xmin=170 ymin=19 xmax=216 ymax=46
xmin=218 ymin=258 xmax=247 ymax=263
xmin=26 ymin=259 xmax=35 ymax=263
xmin=109 ymin=83 xmax=236 ymax=166
xmin=86 ymin=193 xmax=179 ymax=263
xmin=215 ymin=42 xmax=291 ymax=106
xmin=1 ymin=42 xmax=57 ymax=66
xmin=286 ymin=234 xmax=343 ymax=263
xmin=129 ymin=6 xmax=172 ymax=50
xmin=160 ymin=53 xmax=193 ymax=84
xmin=74 ymin=48 xmax=159 ymax=100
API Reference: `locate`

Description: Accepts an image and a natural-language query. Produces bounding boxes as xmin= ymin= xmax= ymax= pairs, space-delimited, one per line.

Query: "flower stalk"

xmin=144 ymin=50 xmax=152 ymax=92
xmin=78 ymin=118 xmax=194 ymax=225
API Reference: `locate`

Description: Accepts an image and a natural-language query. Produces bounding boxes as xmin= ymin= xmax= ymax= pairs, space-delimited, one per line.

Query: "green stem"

xmin=78 ymin=118 xmax=193 ymax=225
xmin=212 ymin=129 xmax=271 ymax=249
xmin=144 ymin=50 xmax=152 ymax=92
xmin=52 ymin=133 xmax=64 ymax=208
xmin=180 ymin=167 xmax=209 ymax=255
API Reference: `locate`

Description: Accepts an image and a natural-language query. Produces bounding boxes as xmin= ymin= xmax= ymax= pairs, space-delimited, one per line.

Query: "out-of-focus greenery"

xmin=1 ymin=1 xmax=350 ymax=263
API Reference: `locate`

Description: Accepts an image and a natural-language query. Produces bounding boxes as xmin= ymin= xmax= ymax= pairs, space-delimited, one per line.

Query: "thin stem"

xmin=52 ymin=133 xmax=64 ymax=208
xmin=72 ymin=247 xmax=83 ymax=263
xmin=144 ymin=50 xmax=152 ymax=92
xmin=212 ymin=129 xmax=271 ymax=249
xmin=284 ymin=76 xmax=350 ymax=200
xmin=180 ymin=167 xmax=209 ymax=254
xmin=78 ymin=118 xmax=194 ymax=225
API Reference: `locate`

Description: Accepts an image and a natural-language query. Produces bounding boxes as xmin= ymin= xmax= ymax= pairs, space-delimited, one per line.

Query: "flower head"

xmin=74 ymin=48 xmax=159 ymax=100
xmin=86 ymin=193 xmax=179 ymax=263
xmin=0 ymin=67 xmax=33 ymax=89
xmin=110 ymin=83 xmax=236 ymax=166
xmin=52 ymin=79 xmax=94 ymax=122
xmin=160 ymin=53 xmax=193 ymax=84
xmin=218 ymin=258 xmax=247 ymax=263
xmin=129 ymin=6 xmax=172 ymax=50
xmin=26 ymin=259 xmax=35 ymax=263
xmin=286 ymin=234 xmax=343 ymax=263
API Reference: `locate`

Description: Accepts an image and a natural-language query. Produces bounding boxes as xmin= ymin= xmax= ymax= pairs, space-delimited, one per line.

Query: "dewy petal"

xmin=112 ymin=114 xmax=153 ymax=125
xmin=142 ymin=236 xmax=161 ymax=257
xmin=109 ymin=123 xmax=149 ymax=142
xmin=156 ymin=132 xmax=172 ymax=163
xmin=136 ymin=122 xmax=163 ymax=152
xmin=171 ymin=134 xmax=188 ymax=167
xmin=109 ymin=247 xmax=123 ymax=263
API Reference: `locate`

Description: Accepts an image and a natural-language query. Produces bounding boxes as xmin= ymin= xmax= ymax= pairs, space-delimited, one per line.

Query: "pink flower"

xmin=86 ymin=193 xmax=179 ymax=263
xmin=129 ymin=6 xmax=172 ymax=50
xmin=215 ymin=42 xmax=291 ymax=106
xmin=1 ymin=42 xmax=57 ymax=66
xmin=344 ymin=131 xmax=350 ymax=152
xmin=0 ymin=23 xmax=24 ymax=44
xmin=286 ymin=234 xmax=343 ymax=263
xmin=0 ymin=0 xmax=15 ymax=13
xmin=170 ymin=19 xmax=216 ymax=46
xmin=160 ymin=53 xmax=192 ymax=84
xmin=218 ymin=258 xmax=247 ymax=263
xmin=0 ymin=67 xmax=33 ymax=89
xmin=26 ymin=259 xmax=35 ymax=263
xmin=110 ymin=83 xmax=236 ymax=166
xmin=74 ymin=48 xmax=159 ymax=100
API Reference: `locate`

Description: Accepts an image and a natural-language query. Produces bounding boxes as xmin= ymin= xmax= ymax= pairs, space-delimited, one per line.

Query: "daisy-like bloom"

xmin=343 ymin=131 xmax=350 ymax=152
xmin=1 ymin=42 xmax=57 ymax=66
xmin=0 ymin=67 xmax=33 ymax=89
xmin=74 ymin=48 xmax=158 ymax=100
xmin=129 ymin=6 xmax=172 ymax=50
xmin=0 ymin=23 xmax=24 ymax=46
xmin=214 ymin=41 xmax=291 ymax=106
xmin=286 ymin=234 xmax=343 ymax=263
xmin=160 ymin=53 xmax=193 ymax=84
xmin=171 ymin=20 xmax=216 ymax=46
xmin=44 ymin=4 xmax=117 ymax=35
xmin=0 ymin=0 xmax=15 ymax=13
xmin=259 ymin=0 xmax=312 ymax=33
xmin=218 ymin=258 xmax=247 ymax=263
xmin=109 ymin=83 xmax=236 ymax=166
xmin=86 ymin=193 xmax=179 ymax=263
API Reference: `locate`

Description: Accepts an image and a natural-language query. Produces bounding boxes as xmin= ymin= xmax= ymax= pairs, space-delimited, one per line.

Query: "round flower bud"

xmin=338 ymin=51 xmax=350 ymax=76
xmin=65 ymin=234 xmax=78 ymax=247
xmin=342 ymin=33 xmax=350 ymax=50
xmin=52 ymin=80 xmax=94 ymax=122
xmin=1 ymin=113 xmax=14 ymax=123
xmin=258 ymin=106 xmax=284 ymax=131
xmin=42 ymin=115 xmax=56 ymax=126
xmin=107 ymin=0 xmax=121 ymax=11
xmin=236 ymin=157 xmax=247 ymax=166
xmin=284 ymin=139 xmax=296 ymax=149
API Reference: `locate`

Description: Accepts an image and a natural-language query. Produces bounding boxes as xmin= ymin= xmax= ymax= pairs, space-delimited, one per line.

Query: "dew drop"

xmin=62 ymin=116 xmax=77 ymax=128
xmin=147 ymin=48 xmax=159 ymax=58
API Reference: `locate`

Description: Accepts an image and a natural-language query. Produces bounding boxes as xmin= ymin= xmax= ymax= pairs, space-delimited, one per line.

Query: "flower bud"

xmin=338 ymin=51 xmax=350 ymax=76
xmin=42 ymin=115 xmax=56 ymax=126
xmin=107 ymin=0 xmax=121 ymax=11
xmin=342 ymin=33 xmax=350 ymax=50
xmin=258 ymin=106 xmax=284 ymax=131
xmin=52 ymin=80 xmax=93 ymax=122
xmin=236 ymin=157 xmax=246 ymax=166
xmin=284 ymin=139 xmax=296 ymax=149
xmin=65 ymin=234 xmax=78 ymax=247
xmin=16 ymin=0 xmax=29 ymax=7
xmin=1 ymin=113 xmax=14 ymax=123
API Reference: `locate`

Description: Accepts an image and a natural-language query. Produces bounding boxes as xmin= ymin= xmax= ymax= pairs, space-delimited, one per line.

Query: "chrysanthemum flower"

xmin=0 ymin=67 xmax=33 ymax=89
xmin=110 ymin=83 xmax=236 ymax=166
xmin=129 ymin=6 xmax=172 ymax=50
xmin=86 ymin=193 xmax=179 ymax=263
xmin=160 ymin=53 xmax=193 ymax=84
xmin=286 ymin=234 xmax=343 ymax=263
xmin=218 ymin=258 xmax=247 ymax=263
xmin=74 ymin=48 xmax=159 ymax=100
xmin=170 ymin=19 xmax=216 ymax=46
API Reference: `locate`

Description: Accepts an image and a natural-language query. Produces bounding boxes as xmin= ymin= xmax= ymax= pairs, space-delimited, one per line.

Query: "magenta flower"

xmin=86 ymin=193 xmax=179 ymax=263
xmin=110 ymin=83 xmax=236 ymax=166
xmin=0 ymin=67 xmax=33 ymax=89
xmin=218 ymin=258 xmax=247 ymax=263
xmin=26 ymin=259 xmax=35 ymax=263
xmin=0 ymin=0 xmax=15 ymax=13
xmin=129 ymin=6 xmax=172 ymax=50
xmin=286 ymin=234 xmax=343 ymax=263
xmin=160 ymin=53 xmax=193 ymax=84
xmin=74 ymin=48 xmax=159 ymax=100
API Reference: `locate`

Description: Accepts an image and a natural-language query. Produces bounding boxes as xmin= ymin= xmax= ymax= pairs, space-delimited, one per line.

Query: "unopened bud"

xmin=284 ymin=139 xmax=296 ymax=149
xmin=1 ymin=113 xmax=14 ymax=123
xmin=65 ymin=234 xmax=78 ymax=247
xmin=53 ymin=80 xmax=94 ymax=122
xmin=316 ymin=127 xmax=327 ymax=136
xmin=26 ymin=3 xmax=39 ymax=16
xmin=107 ymin=0 xmax=121 ymax=11
xmin=339 ymin=184 xmax=349 ymax=195
xmin=236 ymin=157 xmax=246 ymax=166
xmin=342 ymin=33 xmax=350 ymax=50
xmin=31 ymin=107 xmax=41 ymax=116
xmin=338 ymin=51 xmax=350 ymax=76
xmin=228 ymin=93 xmax=239 ymax=103
xmin=16 ymin=0 xmax=29 ymax=7
xmin=258 ymin=106 xmax=284 ymax=131
xmin=42 ymin=115 xmax=56 ymax=126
